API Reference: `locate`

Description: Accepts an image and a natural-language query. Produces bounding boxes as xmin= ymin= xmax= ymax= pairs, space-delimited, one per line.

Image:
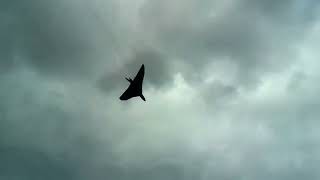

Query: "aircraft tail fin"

xmin=125 ymin=77 xmax=133 ymax=83
xmin=140 ymin=94 xmax=146 ymax=101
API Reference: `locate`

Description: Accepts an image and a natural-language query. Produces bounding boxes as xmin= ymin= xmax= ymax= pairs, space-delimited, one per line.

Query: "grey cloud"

xmin=0 ymin=0 xmax=118 ymax=79
xmin=201 ymin=81 xmax=238 ymax=108
xmin=0 ymin=147 xmax=73 ymax=179
xmin=1 ymin=0 xmax=320 ymax=179
xmin=246 ymin=0 xmax=319 ymax=23
xmin=138 ymin=0 xmax=318 ymax=89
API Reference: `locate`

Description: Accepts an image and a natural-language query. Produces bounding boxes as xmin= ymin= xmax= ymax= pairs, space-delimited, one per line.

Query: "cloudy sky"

xmin=1 ymin=0 xmax=320 ymax=179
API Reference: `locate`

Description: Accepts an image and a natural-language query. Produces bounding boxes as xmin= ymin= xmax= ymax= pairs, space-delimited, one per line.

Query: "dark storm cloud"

xmin=0 ymin=0 xmax=117 ymax=79
xmin=0 ymin=0 xmax=317 ymax=86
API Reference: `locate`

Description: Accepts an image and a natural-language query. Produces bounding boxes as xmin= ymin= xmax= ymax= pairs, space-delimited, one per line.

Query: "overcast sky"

xmin=1 ymin=0 xmax=320 ymax=179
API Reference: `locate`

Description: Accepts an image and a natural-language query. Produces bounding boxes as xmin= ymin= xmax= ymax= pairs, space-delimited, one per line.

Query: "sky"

xmin=1 ymin=0 xmax=320 ymax=179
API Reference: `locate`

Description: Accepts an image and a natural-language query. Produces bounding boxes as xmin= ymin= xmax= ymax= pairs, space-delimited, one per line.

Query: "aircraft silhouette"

xmin=119 ymin=64 xmax=146 ymax=101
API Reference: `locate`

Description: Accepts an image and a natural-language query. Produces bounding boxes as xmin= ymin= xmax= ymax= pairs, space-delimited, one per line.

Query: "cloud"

xmin=138 ymin=0 xmax=319 ymax=89
xmin=1 ymin=0 xmax=320 ymax=179
xmin=0 ymin=0 xmax=121 ymax=80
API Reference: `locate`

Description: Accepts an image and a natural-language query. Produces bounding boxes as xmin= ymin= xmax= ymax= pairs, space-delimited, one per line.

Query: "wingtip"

xmin=140 ymin=94 xmax=146 ymax=101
